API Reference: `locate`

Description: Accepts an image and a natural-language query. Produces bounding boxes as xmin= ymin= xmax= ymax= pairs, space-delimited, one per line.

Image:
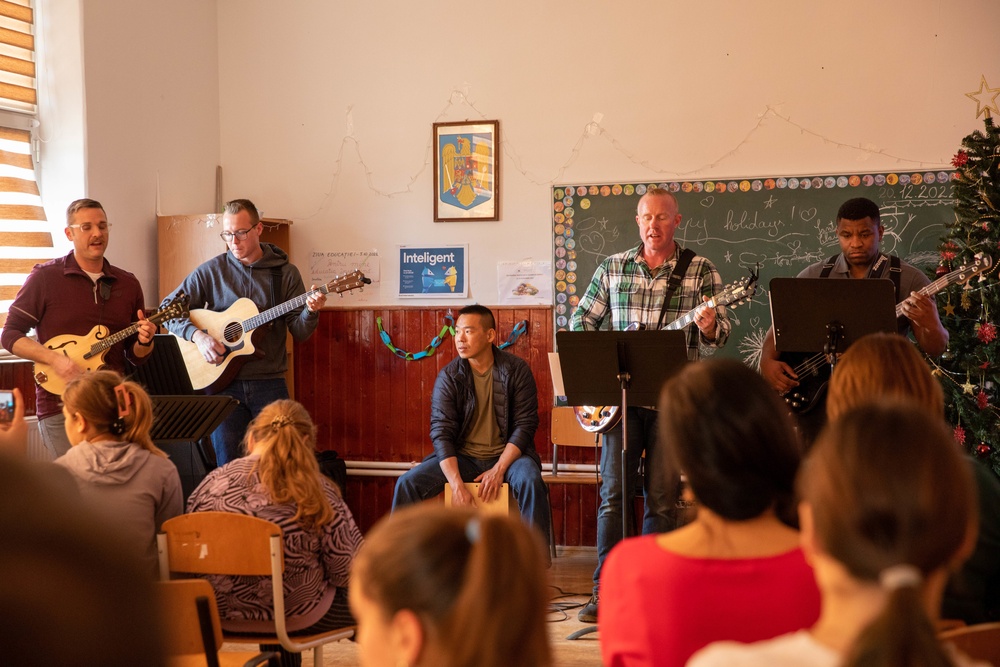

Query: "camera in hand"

xmin=0 ymin=391 xmax=14 ymax=423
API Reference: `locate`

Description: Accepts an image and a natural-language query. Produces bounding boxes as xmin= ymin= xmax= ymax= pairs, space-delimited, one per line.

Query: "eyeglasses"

xmin=68 ymin=222 xmax=112 ymax=233
xmin=219 ymin=228 xmax=254 ymax=242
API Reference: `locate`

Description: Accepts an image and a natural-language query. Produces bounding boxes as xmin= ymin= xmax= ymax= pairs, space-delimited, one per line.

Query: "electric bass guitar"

xmin=175 ymin=270 xmax=370 ymax=393
xmin=781 ymin=253 xmax=993 ymax=415
xmin=574 ymin=268 xmax=760 ymax=433
xmin=33 ymin=292 xmax=191 ymax=396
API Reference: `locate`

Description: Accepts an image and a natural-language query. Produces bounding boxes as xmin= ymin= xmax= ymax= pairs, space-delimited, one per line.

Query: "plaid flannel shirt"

xmin=568 ymin=243 xmax=730 ymax=361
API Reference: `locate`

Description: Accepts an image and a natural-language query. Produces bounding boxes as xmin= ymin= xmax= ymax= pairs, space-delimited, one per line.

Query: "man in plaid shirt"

xmin=569 ymin=187 xmax=730 ymax=623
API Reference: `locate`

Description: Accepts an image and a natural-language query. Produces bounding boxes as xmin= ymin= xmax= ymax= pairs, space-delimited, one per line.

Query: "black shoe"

xmin=578 ymin=591 xmax=599 ymax=623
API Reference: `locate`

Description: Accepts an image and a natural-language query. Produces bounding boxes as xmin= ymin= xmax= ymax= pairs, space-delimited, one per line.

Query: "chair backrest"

xmin=551 ymin=406 xmax=600 ymax=448
xmin=157 ymin=578 xmax=223 ymax=659
xmin=159 ymin=511 xmax=283 ymax=578
xmin=939 ymin=621 xmax=1000 ymax=664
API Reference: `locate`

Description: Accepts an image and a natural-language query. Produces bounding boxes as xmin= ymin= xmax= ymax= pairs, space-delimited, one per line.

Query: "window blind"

xmin=0 ymin=0 xmax=36 ymax=114
xmin=0 ymin=125 xmax=51 ymax=328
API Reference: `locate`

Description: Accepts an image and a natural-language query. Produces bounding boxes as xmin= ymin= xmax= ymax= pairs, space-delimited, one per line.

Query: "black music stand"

xmin=769 ymin=278 xmax=898 ymax=359
xmin=556 ymin=330 xmax=689 ymax=540
xmin=127 ymin=335 xmax=238 ymax=499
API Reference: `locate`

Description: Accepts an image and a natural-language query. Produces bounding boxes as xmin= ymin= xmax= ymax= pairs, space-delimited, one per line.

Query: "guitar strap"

xmin=655 ymin=248 xmax=696 ymax=330
xmin=268 ymin=267 xmax=283 ymax=326
xmin=820 ymin=253 xmax=901 ymax=302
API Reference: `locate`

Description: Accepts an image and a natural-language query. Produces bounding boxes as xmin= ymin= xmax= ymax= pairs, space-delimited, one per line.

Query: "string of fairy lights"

xmin=293 ymin=87 xmax=964 ymax=220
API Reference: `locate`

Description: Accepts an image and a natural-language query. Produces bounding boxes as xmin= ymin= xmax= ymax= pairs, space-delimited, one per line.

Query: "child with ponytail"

xmin=187 ymin=399 xmax=363 ymax=667
xmin=688 ymin=401 xmax=986 ymax=667
xmin=56 ymin=369 xmax=182 ymax=576
xmin=350 ymin=503 xmax=552 ymax=667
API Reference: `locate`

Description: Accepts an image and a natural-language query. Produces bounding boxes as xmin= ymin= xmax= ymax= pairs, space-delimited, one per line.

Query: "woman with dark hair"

xmin=690 ymin=402 xmax=984 ymax=667
xmin=600 ymin=359 xmax=820 ymax=667
xmin=350 ymin=503 xmax=551 ymax=667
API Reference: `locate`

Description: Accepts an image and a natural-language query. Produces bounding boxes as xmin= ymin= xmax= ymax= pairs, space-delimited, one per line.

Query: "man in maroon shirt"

xmin=1 ymin=198 xmax=157 ymax=459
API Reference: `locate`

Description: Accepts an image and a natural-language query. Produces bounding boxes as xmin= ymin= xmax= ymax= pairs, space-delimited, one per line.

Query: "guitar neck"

xmin=242 ymin=289 xmax=319 ymax=333
xmin=88 ymin=322 xmax=142 ymax=356
xmin=665 ymin=299 xmax=715 ymax=331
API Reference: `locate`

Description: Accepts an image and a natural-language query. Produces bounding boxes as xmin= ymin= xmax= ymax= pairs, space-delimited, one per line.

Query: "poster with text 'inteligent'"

xmin=398 ymin=245 xmax=468 ymax=298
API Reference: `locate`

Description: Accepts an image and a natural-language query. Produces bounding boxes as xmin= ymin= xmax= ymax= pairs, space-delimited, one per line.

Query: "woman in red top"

xmin=599 ymin=359 xmax=820 ymax=667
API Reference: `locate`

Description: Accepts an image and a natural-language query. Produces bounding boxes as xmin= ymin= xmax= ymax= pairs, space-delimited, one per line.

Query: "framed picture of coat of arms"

xmin=433 ymin=120 xmax=500 ymax=221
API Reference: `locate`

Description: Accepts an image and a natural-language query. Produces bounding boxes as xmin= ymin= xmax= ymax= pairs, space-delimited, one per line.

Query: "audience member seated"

xmin=55 ymin=370 xmax=182 ymax=576
xmin=350 ymin=503 xmax=551 ymax=667
xmin=689 ymin=402 xmax=985 ymax=667
xmin=187 ymin=399 xmax=363 ymax=667
xmin=826 ymin=332 xmax=1000 ymax=625
xmin=0 ymin=447 xmax=165 ymax=666
xmin=599 ymin=359 xmax=820 ymax=667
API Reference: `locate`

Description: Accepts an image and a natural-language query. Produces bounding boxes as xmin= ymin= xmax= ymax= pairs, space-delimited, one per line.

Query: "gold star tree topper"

xmin=966 ymin=75 xmax=1000 ymax=119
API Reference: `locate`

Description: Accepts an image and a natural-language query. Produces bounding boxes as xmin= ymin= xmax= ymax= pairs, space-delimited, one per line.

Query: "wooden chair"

xmin=544 ymin=406 xmax=602 ymax=482
xmin=157 ymin=579 xmax=274 ymax=667
xmin=939 ymin=621 xmax=1000 ymax=664
xmin=158 ymin=512 xmax=354 ymax=665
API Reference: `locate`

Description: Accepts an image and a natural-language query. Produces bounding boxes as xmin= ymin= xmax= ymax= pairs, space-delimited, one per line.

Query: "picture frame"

xmin=433 ymin=120 xmax=500 ymax=222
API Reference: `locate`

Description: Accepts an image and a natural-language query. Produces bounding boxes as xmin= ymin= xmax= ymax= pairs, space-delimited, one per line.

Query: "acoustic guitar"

xmin=781 ymin=253 xmax=993 ymax=415
xmin=574 ymin=267 xmax=760 ymax=433
xmin=33 ymin=292 xmax=190 ymax=396
xmin=174 ymin=270 xmax=370 ymax=393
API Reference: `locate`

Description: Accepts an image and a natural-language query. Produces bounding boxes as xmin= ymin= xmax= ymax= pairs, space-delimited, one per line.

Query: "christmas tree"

xmin=935 ymin=100 xmax=1000 ymax=477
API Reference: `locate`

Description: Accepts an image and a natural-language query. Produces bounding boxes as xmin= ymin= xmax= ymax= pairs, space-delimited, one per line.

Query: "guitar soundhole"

xmin=223 ymin=324 xmax=244 ymax=344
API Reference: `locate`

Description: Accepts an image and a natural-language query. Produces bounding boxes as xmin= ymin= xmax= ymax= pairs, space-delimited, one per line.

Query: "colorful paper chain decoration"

xmin=376 ymin=314 xmax=529 ymax=361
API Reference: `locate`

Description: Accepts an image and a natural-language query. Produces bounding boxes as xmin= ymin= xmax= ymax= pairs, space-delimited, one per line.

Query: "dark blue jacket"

xmin=429 ymin=346 xmax=540 ymax=466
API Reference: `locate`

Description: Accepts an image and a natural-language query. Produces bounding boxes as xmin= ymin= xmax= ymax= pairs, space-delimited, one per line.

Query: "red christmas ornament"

xmin=977 ymin=390 xmax=989 ymax=409
xmin=936 ymin=262 xmax=951 ymax=277
xmin=978 ymin=321 xmax=997 ymax=343
xmin=976 ymin=443 xmax=992 ymax=458
xmin=952 ymin=150 xmax=969 ymax=168
xmin=954 ymin=425 xmax=967 ymax=445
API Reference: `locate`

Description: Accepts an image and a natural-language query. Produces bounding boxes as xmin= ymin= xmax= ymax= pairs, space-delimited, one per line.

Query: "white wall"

xmin=41 ymin=1 xmax=1000 ymax=306
xmin=213 ymin=0 xmax=1000 ymax=306
xmin=47 ymin=0 xmax=221 ymax=303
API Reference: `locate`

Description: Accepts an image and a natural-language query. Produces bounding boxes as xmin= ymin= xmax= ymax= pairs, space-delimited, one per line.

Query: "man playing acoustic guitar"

xmin=163 ymin=199 xmax=326 ymax=466
xmin=569 ymin=187 xmax=731 ymax=623
xmin=759 ymin=197 xmax=949 ymax=441
xmin=2 ymin=198 xmax=158 ymax=459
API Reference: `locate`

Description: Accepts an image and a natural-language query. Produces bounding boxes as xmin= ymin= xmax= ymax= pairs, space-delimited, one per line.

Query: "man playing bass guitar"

xmin=163 ymin=199 xmax=327 ymax=466
xmin=760 ymin=197 xmax=948 ymax=441
xmin=568 ymin=187 xmax=731 ymax=623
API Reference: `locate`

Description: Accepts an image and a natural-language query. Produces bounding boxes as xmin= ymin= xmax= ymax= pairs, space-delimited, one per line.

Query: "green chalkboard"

xmin=552 ymin=172 xmax=956 ymax=367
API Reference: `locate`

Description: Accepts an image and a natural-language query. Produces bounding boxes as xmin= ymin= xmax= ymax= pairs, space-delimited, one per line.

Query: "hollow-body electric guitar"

xmin=574 ymin=268 xmax=760 ymax=433
xmin=781 ymin=253 xmax=993 ymax=415
xmin=33 ymin=292 xmax=190 ymax=396
xmin=174 ymin=270 xmax=370 ymax=393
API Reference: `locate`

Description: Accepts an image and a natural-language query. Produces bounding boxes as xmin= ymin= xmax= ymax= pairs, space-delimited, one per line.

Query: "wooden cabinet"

xmin=157 ymin=215 xmax=295 ymax=396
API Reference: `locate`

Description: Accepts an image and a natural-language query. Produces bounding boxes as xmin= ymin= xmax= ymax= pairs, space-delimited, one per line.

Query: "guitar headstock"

xmin=716 ymin=265 xmax=761 ymax=309
xmin=322 ymin=270 xmax=372 ymax=295
xmin=153 ymin=292 xmax=190 ymax=324
xmin=947 ymin=252 xmax=994 ymax=287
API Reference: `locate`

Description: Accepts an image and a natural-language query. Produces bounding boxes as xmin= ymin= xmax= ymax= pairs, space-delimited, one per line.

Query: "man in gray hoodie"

xmin=165 ymin=199 xmax=326 ymax=465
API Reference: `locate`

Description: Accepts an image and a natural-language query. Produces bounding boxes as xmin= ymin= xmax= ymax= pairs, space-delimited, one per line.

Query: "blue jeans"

xmin=392 ymin=452 xmax=552 ymax=545
xmin=210 ymin=378 xmax=290 ymax=466
xmin=592 ymin=406 xmax=678 ymax=590
xmin=38 ymin=412 xmax=70 ymax=460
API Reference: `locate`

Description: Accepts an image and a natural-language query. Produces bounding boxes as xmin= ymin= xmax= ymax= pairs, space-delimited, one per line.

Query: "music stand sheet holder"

xmin=128 ymin=335 xmax=237 ymax=482
xmin=769 ymin=278 xmax=898 ymax=361
xmin=556 ymin=329 xmax=689 ymax=540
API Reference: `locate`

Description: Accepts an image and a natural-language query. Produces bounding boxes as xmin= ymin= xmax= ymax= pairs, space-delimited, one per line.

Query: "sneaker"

xmin=578 ymin=591 xmax=599 ymax=623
